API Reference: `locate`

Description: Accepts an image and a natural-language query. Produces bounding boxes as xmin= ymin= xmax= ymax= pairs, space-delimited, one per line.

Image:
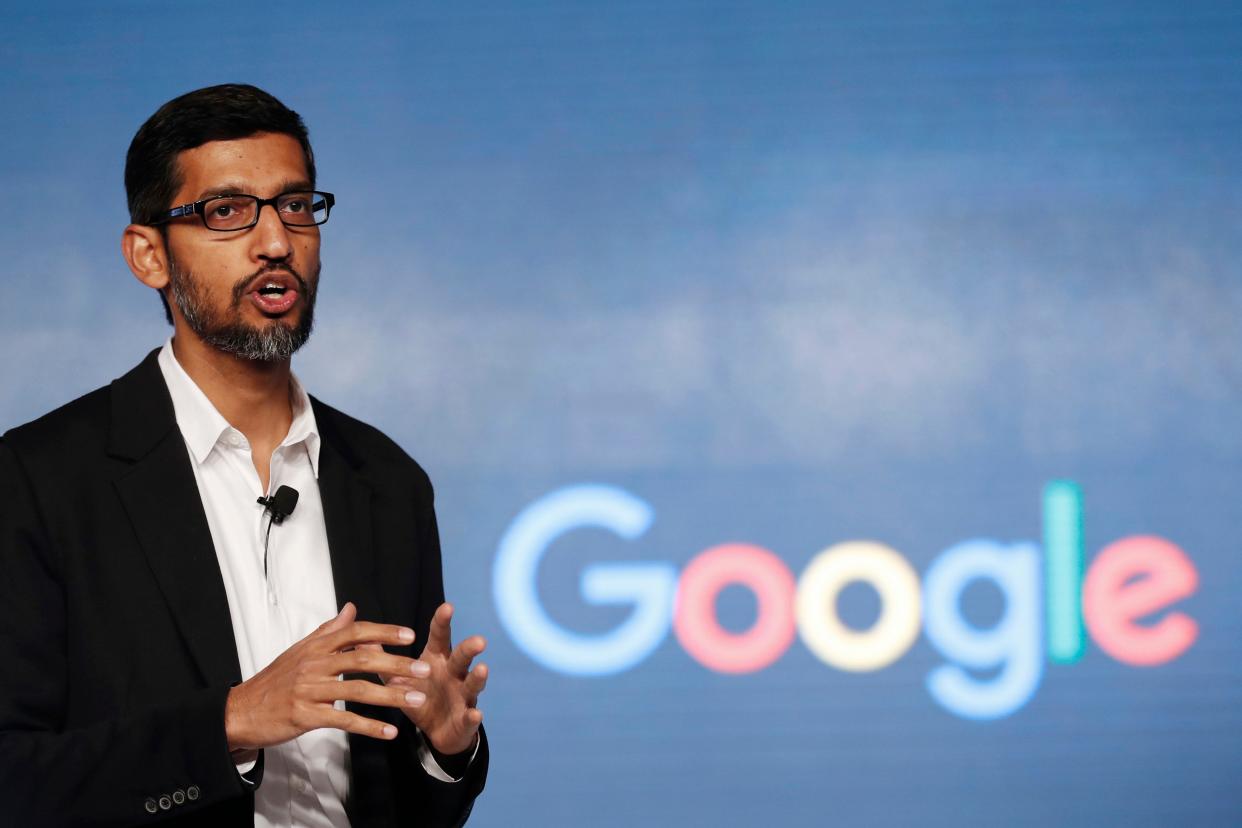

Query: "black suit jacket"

xmin=0 ymin=350 xmax=487 ymax=827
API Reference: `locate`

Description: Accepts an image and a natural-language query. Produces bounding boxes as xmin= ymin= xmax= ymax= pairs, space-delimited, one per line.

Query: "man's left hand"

xmin=370 ymin=602 xmax=487 ymax=756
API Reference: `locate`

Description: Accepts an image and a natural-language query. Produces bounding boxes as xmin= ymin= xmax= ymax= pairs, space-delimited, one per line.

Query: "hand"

xmin=366 ymin=603 xmax=488 ymax=756
xmin=224 ymin=602 xmax=431 ymax=752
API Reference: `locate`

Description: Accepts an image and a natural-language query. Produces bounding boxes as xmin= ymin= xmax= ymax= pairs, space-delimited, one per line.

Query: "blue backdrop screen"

xmin=2 ymin=2 xmax=1239 ymax=825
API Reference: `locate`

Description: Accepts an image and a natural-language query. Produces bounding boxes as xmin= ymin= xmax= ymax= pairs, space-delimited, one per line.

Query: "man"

xmin=0 ymin=85 xmax=489 ymax=827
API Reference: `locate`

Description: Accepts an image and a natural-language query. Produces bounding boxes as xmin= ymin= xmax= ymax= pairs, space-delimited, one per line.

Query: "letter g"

xmin=493 ymin=484 xmax=677 ymax=676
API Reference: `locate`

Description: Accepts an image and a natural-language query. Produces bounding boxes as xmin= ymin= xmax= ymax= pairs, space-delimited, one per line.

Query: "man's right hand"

xmin=224 ymin=602 xmax=430 ymax=752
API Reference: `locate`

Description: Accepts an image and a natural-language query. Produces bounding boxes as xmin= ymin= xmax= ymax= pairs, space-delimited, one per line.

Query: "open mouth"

xmin=246 ymin=273 xmax=300 ymax=315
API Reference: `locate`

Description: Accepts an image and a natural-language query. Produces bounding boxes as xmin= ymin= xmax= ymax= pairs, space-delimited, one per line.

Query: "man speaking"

xmin=0 ymin=85 xmax=489 ymax=826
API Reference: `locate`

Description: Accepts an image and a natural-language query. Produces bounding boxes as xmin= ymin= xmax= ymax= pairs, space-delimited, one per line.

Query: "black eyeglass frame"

xmin=154 ymin=191 xmax=336 ymax=231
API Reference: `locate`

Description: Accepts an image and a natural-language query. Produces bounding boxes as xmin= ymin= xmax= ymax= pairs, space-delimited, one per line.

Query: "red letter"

xmin=673 ymin=544 xmax=796 ymax=674
xmin=1083 ymin=536 xmax=1198 ymax=666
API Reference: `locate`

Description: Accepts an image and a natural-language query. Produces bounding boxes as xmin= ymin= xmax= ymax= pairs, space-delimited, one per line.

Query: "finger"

xmin=464 ymin=663 xmax=488 ymax=705
xmin=316 ymin=602 xmax=356 ymax=635
xmin=448 ymin=635 xmax=487 ymax=679
xmin=316 ymin=678 xmax=427 ymax=711
xmin=353 ymin=642 xmax=389 ymax=684
xmin=323 ymin=621 xmax=415 ymax=653
xmin=373 ymin=672 xmax=418 ymax=690
xmin=319 ymin=707 xmax=401 ymax=741
xmin=424 ymin=603 xmax=454 ymax=657
xmin=332 ymin=649 xmax=430 ymax=680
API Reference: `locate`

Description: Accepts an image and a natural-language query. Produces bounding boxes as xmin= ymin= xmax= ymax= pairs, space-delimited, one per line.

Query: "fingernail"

xmin=399 ymin=628 xmax=414 ymax=643
xmin=382 ymin=725 xmax=397 ymax=738
xmin=405 ymin=691 xmax=426 ymax=707
xmin=410 ymin=661 xmax=430 ymax=678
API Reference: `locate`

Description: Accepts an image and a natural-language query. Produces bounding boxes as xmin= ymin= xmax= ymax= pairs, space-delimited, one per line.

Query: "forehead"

xmin=173 ymin=132 xmax=309 ymax=201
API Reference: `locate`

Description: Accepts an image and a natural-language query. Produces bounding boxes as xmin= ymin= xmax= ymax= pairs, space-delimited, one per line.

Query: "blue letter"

xmin=493 ymin=484 xmax=677 ymax=676
xmin=923 ymin=539 xmax=1044 ymax=720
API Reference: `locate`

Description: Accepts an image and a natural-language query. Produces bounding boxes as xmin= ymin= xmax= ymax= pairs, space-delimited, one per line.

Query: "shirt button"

xmin=293 ymin=777 xmax=308 ymax=794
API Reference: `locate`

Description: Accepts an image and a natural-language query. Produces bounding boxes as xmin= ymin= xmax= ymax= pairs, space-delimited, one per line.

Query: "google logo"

xmin=493 ymin=482 xmax=1199 ymax=720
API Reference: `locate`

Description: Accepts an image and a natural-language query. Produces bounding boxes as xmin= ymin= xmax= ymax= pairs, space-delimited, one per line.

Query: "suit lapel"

xmin=316 ymin=436 xmax=383 ymax=623
xmin=109 ymin=350 xmax=241 ymax=687
xmin=115 ymin=436 xmax=242 ymax=686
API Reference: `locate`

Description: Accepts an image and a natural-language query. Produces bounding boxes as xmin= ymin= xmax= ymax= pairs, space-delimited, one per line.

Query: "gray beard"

xmin=167 ymin=258 xmax=317 ymax=362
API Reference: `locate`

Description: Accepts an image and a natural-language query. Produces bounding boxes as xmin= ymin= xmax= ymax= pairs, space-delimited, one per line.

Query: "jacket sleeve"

xmin=0 ymin=440 xmax=256 ymax=826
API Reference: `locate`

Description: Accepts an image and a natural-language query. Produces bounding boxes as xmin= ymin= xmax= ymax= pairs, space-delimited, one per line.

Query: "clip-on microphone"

xmin=257 ymin=485 xmax=299 ymax=525
xmin=258 ymin=485 xmax=300 ymax=577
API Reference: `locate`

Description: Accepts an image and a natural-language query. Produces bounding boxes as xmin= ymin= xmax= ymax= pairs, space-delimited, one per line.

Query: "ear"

xmin=121 ymin=224 xmax=171 ymax=291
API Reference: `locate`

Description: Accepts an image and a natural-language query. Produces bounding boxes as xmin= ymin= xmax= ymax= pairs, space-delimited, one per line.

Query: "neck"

xmin=170 ymin=331 xmax=294 ymax=447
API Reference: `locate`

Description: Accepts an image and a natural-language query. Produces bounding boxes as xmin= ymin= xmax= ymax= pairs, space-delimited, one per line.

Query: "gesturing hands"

xmin=224 ymin=602 xmax=488 ymax=758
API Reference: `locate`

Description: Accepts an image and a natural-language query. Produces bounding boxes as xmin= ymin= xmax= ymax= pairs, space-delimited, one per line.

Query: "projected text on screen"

xmin=493 ymin=481 xmax=1199 ymax=720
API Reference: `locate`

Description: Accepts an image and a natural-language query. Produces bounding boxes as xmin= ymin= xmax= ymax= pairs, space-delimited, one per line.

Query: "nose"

xmin=250 ymin=201 xmax=293 ymax=262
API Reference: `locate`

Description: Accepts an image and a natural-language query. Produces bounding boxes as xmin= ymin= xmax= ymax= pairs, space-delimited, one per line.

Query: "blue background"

xmin=2 ymin=2 xmax=1240 ymax=825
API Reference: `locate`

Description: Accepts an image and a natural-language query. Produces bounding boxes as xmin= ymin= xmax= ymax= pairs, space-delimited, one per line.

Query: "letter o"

xmin=673 ymin=544 xmax=797 ymax=674
xmin=795 ymin=541 xmax=922 ymax=672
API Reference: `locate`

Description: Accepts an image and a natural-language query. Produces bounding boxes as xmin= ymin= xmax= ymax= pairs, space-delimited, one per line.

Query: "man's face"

xmin=163 ymin=132 xmax=321 ymax=361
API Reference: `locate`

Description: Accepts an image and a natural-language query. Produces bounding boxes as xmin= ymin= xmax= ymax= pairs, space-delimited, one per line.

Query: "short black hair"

xmin=124 ymin=84 xmax=316 ymax=322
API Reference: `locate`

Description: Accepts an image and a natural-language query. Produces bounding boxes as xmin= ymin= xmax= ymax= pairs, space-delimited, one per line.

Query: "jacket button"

xmin=158 ymin=795 xmax=172 ymax=810
xmin=172 ymin=789 xmax=186 ymax=805
xmin=186 ymin=785 xmax=200 ymax=801
xmin=143 ymin=798 xmax=158 ymax=814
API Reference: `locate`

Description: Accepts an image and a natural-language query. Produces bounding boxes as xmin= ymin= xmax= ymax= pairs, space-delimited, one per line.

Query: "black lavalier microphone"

xmin=258 ymin=485 xmax=299 ymax=578
xmin=257 ymin=485 xmax=300 ymax=525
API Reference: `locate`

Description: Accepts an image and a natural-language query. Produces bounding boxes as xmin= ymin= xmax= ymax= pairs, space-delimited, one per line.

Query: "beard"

xmin=167 ymin=257 xmax=318 ymax=362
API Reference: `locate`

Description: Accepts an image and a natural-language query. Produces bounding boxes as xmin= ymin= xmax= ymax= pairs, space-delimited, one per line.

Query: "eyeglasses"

xmin=156 ymin=191 xmax=336 ymax=232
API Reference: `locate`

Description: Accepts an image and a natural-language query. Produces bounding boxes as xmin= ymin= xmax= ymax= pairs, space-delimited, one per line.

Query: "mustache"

xmin=229 ymin=265 xmax=313 ymax=305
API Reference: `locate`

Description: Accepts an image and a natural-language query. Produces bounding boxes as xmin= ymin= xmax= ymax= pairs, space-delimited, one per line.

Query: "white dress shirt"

xmin=159 ymin=341 xmax=351 ymax=828
xmin=156 ymin=340 xmax=466 ymax=828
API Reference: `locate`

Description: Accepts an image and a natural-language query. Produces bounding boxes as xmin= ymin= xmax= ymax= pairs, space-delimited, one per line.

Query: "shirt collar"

xmin=286 ymin=373 xmax=321 ymax=477
xmin=156 ymin=338 xmax=322 ymax=478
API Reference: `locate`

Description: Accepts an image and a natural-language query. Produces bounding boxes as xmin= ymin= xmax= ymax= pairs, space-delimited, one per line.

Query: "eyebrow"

xmin=193 ymin=180 xmax=315 ymax=201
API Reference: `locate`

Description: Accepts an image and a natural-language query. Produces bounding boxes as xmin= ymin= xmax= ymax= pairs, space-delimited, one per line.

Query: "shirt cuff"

xmin=233 ymin=750 xmax=263 ymax=787
xmin=416 ymin=730 xmax=479 ymax=782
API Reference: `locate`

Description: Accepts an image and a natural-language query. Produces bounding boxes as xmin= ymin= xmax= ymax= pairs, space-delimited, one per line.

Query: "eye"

xmin=280 ymin=194 xmax=311 ymax=213
xmin=199 ymin=196 xmax=257 ymax=229
xmin=207 ymin=196 xmax=250 ymax=217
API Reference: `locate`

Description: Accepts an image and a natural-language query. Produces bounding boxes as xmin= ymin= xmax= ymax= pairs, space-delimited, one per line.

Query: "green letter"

xmin=1044 ymin=480 xmax=1084 ymax=663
